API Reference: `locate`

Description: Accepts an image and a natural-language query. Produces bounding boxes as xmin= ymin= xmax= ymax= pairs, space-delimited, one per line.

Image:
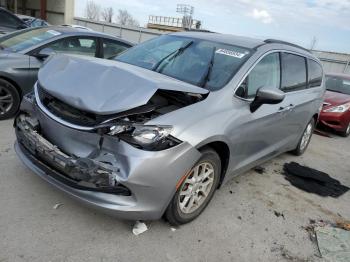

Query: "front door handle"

xmin=278 ymin=104 xmax=295 ymax=112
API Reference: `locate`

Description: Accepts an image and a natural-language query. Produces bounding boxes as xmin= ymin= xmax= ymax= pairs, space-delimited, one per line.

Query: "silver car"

xmin=14 ymin=32 xmax=325 ymax=225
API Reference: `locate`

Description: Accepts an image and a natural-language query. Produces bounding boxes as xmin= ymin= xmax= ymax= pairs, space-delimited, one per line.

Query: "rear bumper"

xmin=319 ymin=111 xmax=350 ymax=131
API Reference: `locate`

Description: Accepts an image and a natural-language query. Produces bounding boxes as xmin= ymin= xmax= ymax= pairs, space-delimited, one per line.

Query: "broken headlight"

xmin=107 ymin=124 xmax=181 ymax=151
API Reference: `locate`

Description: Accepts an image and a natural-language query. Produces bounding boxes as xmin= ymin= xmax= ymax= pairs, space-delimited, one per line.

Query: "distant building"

xmin=147 ymin=15 xmax=202 ymax=32
xmin=0 ymin=0 xmax=74 ymax=25
xmin=312 ymin=50 xmax=350 ymax=75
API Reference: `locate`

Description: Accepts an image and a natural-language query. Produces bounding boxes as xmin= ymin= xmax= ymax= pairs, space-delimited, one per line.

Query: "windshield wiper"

xmin=152 ymin=40 xmax=194 ymax=72
xmin=198 ymin=47 xmax=216 ymax=88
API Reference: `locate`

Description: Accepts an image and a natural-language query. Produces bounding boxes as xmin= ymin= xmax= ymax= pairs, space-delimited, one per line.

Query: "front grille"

xmin=37 ymin=85 xmax=112 ymax=127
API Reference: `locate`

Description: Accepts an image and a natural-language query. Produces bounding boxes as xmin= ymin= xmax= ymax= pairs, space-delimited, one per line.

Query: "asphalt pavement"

xmin=0 ymin=119 xmax=349 ymax=262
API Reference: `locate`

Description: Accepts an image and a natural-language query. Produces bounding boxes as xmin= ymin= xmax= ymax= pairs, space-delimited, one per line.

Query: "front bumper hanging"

xmin=15 ymin=114 xmax=131 ymax=195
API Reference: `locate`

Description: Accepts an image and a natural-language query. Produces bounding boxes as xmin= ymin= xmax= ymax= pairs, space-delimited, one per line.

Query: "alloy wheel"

xmin=178 ymin=162 xmax=215 ymax=214
xmin=300 ymin=122 xmax=313 ymax=151
xmin=0 ymin=86 xmax=13 ymax=115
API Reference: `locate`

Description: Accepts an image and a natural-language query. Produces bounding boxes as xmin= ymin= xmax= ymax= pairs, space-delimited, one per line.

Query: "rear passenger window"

xmin=236 ymin=53 xmax=280 ymax=99
xmin=103 ymin=39 xmax=129 ymax=59
xmin=308 ymin=60 xmax=323 ymax=88
xmin=280 ymin=53 xmax=307 ymax=92
xmin=46 ymin=37 xmax=97 ymax=57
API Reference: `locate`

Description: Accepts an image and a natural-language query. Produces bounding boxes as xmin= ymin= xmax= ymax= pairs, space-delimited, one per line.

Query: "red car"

xmin=319 ymin=73 xmax=350 ymax=137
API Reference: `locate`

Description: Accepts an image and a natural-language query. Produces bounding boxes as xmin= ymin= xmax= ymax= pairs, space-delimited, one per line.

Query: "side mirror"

xmin=250 ymin=87 xmax=285 ymax=113
xmin=34 ymin=48 xmax=56 ymax=60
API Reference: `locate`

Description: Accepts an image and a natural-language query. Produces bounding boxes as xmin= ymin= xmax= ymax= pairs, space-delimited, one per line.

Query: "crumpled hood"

xmin=38 ymin=54 xmax=209 ymax=115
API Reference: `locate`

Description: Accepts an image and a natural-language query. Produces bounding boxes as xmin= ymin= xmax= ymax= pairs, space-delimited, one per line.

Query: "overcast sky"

xmin=75 ymin=0 xmax=350 ymax=54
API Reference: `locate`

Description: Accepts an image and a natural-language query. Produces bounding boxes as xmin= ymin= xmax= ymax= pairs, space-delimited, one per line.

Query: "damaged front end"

xmin=36 ymin=84 xmax=205 ymax=151
xmin=15 ymin=114 xmax=131 ymax=195
xmin=13 ymin=55 xmax=208 ymax=219
xmin=15 ymin=80 xmax=206 ymax=196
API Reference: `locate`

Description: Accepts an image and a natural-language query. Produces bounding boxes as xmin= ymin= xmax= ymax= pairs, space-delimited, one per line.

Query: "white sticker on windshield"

xmin=215 ymin=49 xmax=247 ymax=58
xmin=47 ymin=30 xmax=61 ymax=36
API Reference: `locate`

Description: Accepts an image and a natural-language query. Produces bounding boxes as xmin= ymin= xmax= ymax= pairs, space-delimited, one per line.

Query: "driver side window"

xmin=44 ymin=37 xmax=97 ymax=57
xmin=236 ymin=53 xmax=280 ymax=99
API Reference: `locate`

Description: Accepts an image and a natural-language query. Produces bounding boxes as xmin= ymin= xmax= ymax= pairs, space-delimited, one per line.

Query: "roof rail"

xmin=264 ymin=39 xmax=310 ymax=53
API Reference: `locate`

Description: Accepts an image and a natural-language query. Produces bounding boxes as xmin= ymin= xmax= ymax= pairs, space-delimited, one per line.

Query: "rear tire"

xmin=0 ymin=79 xmax=20 ymax=120
xmin=291 ymin=118 xmax=315 ymax=156
xmin=339 ymin=123 xmax=350 ymax=137
xmin=165 ymin=147 xmax=221 ymax=225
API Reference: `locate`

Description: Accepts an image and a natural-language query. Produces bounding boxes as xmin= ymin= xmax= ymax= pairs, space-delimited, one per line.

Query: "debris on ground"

xmin=170 ymin=227 xmax=177 ymax=232
xmin=336 ymin=221 xmax=350 ymax=231
xmin=132 ymin=221 xmax=148 ymax=235
xmin=303 ymin=219 xmax=350 ymax=261
xmin=53 ymin=203 xmax=63 ymax=210
xmin=283 ymin=162 xmax=349 ymax=197
xmin=274 ymin=211 xmax=285 ymax=219
xmin=316 ymin=226 xmax=350 ymax=261
xmin=254 ymin=166 xmax=265 ymax=174
xmin=271 ymin=243 xmax=310 ymax=261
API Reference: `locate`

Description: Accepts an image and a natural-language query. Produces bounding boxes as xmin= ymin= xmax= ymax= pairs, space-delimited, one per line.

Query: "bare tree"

xmin=101 ymin=7 xmax=114 ymax=23
xmin=116 ymin=9 xmax=140 ymax=27
xmin=85 ymin=0 xmax=100 ymax=21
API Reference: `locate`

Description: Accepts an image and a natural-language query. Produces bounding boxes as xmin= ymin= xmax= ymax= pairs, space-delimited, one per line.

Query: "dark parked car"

xmin=14 ymin=32 xmax=325 ymax=225
xmin=0 ymin=7 xmax=28 ymax=35
xmin=0 ymin=26 xmax=133 ymax=119
xmin=319 ymin=73 xmax=350 ymax=136
xmin=16 ymin=14 xmax=49 ymax=28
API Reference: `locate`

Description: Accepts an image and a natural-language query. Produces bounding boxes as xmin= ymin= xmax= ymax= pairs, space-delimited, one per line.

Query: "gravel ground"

xmin=0 ymin=119 xmax=349 ymax=262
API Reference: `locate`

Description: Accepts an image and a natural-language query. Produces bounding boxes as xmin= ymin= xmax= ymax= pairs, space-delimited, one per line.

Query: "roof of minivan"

xmin=170 ymin=32 xmax=265 ymax=49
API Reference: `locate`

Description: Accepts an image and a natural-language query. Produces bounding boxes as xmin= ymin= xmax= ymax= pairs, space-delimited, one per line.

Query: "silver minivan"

xmin=14 ymin=32 xmax=325 ymax=225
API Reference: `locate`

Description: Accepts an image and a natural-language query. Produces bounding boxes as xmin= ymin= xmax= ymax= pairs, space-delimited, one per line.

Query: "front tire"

xmin=0 ymin=79 xmax=20 ymax=120
xmin=291 ymin=118 xmax=315 ymax=156
xmin=165 ymin=147 xmax=221 ymax=225
xmin=339 ymin=123 xmax=350 ymax=137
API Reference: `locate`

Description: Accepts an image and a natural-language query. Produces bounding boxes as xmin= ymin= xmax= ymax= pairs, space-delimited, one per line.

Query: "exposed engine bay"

xmin=38 ymin=85 xmax=205 ymax=126
xmin=37 ymin=84 xmax=207 ymax=151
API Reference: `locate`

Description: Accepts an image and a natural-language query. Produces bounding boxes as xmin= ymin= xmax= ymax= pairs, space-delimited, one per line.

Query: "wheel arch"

xmin=0 ymin=75 xmax=22 ymax=98
xmin=197 ymin=139 xmax=230 ymax=188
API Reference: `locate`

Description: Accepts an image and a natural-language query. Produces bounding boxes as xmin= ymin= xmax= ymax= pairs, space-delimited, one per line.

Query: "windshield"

xmin=326 ymin=75 xmax=350 ymax=95
xmin=0 ymin=27 xmax=61 ymax=52
xmin=115 ymin=35 xmax=252 ymax=90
